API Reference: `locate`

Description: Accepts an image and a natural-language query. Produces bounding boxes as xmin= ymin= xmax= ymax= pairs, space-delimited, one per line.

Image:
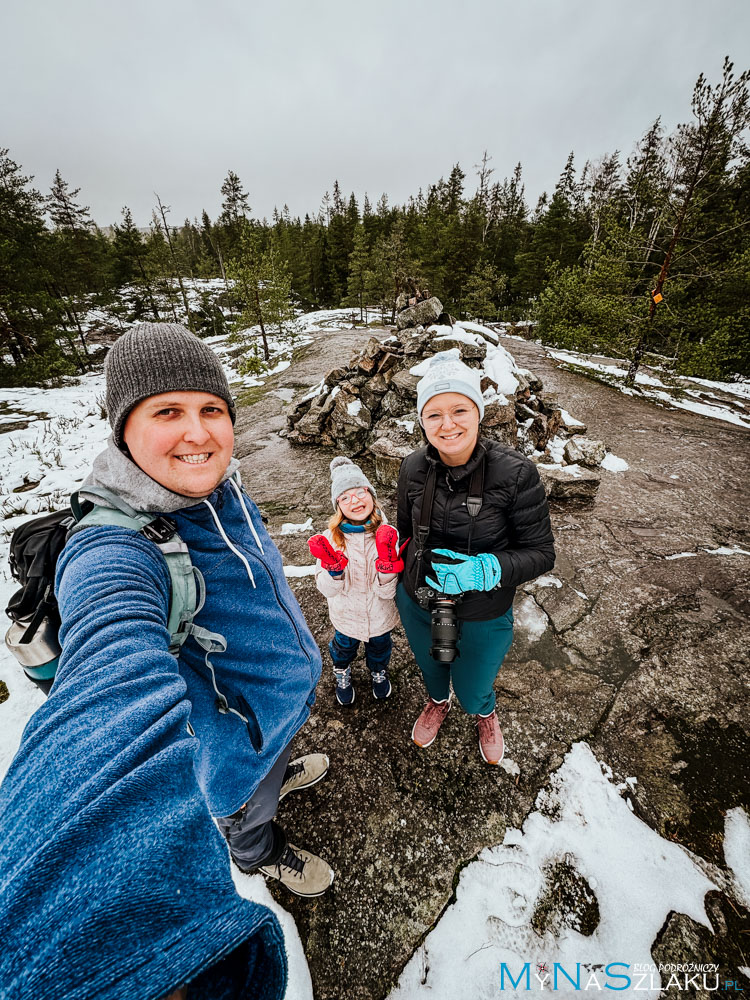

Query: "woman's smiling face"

xmin=421 ymin=392 xmax=480 ymax=466
xmin=122 ymin=391 xmax=234 ymax=497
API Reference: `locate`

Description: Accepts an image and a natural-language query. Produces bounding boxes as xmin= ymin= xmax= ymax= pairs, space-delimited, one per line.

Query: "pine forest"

xmin=1 ymin=58 xmax=748 ymax=388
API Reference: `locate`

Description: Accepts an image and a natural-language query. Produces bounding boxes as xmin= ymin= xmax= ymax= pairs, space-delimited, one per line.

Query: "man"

xmin=0 ymin=323 xmax=331 ymax=1000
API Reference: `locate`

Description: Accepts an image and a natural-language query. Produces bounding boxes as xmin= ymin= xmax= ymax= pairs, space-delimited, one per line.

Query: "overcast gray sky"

xmin=2 ymin=0 xmax=749 ymax=228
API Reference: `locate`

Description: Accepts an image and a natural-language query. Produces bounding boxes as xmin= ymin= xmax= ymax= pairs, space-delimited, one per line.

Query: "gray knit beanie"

xmin=330 ymin=456 xmax=376 ymax=509
xmin=416 ymin=351 xmax=485 ymax=425
xmin=105 ymin=322 xmax=236 ymax=446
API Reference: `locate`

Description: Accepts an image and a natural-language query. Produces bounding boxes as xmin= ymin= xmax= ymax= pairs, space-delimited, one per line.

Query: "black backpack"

xmin=4 ymin=489 xmax=201 ymax=694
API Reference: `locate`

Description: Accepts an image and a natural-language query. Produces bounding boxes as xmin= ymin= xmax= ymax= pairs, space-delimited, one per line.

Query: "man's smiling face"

xmin=122 ymin=391 xmax=234 ymax=497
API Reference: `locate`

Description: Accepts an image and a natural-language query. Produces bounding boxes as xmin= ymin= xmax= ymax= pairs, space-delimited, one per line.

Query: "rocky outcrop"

xmin=395 ymin=296 xmax=444 ymax=331
xmin=284 ymin=321 xmax=613 ymax=498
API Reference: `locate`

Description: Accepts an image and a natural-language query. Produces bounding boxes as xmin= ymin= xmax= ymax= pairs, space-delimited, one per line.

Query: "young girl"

xmin=308 ymin=456 xmax=403 ymax=705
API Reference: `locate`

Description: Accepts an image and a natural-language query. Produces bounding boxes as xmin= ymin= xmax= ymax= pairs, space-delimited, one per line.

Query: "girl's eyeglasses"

xmin=338 ymin=487 xmax=370 ymax=505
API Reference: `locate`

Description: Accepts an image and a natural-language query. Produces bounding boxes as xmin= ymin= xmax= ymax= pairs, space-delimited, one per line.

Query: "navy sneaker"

xmin=370 ymin=668 xmax=392 ymax=700
xmin=334 ymin=667 xmax=355 ymax=706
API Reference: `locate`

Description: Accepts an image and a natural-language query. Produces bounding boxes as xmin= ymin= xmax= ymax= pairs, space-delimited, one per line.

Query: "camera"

xmin=415 ymin=586 xmax=460 ymax=664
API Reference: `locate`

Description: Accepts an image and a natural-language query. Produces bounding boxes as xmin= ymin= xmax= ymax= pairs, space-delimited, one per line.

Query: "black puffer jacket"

xmin=397 ymin=438 xmax=555 ymax=621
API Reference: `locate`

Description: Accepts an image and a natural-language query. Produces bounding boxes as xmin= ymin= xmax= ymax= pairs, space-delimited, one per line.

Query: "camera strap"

xmin=413 ymin=463 xmax=437 ymax=587
xmin=465 ymin=458 xmax=484 ymax=556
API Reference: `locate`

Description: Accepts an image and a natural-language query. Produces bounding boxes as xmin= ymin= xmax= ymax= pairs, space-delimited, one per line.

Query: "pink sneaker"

xmin=477 ymin=711 xmax=504 ymax=764
xmin=412 ymin=697 xmax=451 ymax=748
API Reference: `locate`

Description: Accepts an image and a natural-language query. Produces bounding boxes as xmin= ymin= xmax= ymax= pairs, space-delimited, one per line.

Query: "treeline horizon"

xmin=1 ymin=57 xmax=749 ymax=387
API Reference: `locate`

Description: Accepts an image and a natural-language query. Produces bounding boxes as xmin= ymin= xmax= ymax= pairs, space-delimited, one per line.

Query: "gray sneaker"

xmin=259 ymin=843 xmax=334 ymax=897
xmin=279 ymin=753 xmax=330 ymax=801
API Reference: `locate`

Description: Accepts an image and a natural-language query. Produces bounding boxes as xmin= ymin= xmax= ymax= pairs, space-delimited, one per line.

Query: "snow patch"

xmin=538 ymin=462 xmax=584 ymax=479
xmin=601 ymin=452 xmax=629 ymax=473
xmin=665 ymin=546 xmax=750 ymax=560
xmin=483 ymin=342 xmax=523 ymax=395
xmin=431 ymin=326 xmax=485 ymax=347
xmin=559 ymin=408 xmax=586 ymax=429
xmin=548 ymin=349 xmax=750 ymax=429
xmin=513 ymin=595 xmax=549 ymax=640
xmin=347 ymin=399 xmax=362 ymax=417
xmin=395 ymin=418 xmax=416 ymax=434
xmin=459 ymin=320 xmax=500 ymax=344
xmin=280 ymin=518 xmax=313 ymax=536
xmin=724 ymin=808 xmax=750 ymax=910
xmin=283 ymin=564 xmax=316 ymax=578
xmin=410 ymin=348 xmax=461 ymax=376
xmin=231 ymin=867 xmax=313 ymax=1000
xmin=389 ymin=742 xmax=716 ymax=1000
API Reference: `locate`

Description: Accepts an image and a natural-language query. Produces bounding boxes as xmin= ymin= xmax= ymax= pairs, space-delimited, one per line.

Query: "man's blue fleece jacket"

xmin=0 ymin=476 xmax=322 ymax=998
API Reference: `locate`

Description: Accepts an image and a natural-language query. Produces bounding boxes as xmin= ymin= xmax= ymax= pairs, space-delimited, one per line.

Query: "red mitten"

xmin=375 ymin=524 xmax=404 ymax=574
xmin=308 ymin=534 xmax=349 ymax=573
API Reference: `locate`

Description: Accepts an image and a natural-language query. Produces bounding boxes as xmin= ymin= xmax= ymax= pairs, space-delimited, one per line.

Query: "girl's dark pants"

xmin=329 ymin=630 xmax=392 ymax=673
xmin=396 ymin=582 xmax=513 ymax=716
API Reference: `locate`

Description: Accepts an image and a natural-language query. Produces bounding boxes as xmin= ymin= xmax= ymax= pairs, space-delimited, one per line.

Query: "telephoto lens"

xmin=430 ymin=598 xmax=460 ymax=663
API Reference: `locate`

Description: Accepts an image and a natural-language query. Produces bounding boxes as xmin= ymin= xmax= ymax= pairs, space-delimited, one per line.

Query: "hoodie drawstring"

xmin=202 ymin=498 xmax=257 ymax=589
xmin=228 ymin=478 xmax=265 ymax=556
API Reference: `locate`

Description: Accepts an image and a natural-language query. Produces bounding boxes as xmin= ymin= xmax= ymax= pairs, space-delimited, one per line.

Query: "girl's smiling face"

xmin=337 ymin=486 xmax=375 ymax=522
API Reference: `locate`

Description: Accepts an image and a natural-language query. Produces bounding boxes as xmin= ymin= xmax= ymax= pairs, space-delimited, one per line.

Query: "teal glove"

xmin=426 ymin=549 xmax=502 ymax=595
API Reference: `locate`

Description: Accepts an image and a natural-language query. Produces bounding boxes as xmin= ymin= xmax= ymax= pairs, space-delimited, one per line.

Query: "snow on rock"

xmin=513 ymin=595 xmax=549 ymax=640
xmin=723 ymin=808 xmax=750 ymax=910
xmin=395 ymin=418 xmax=416 ymax=434
xmin=431 ymin=326 xmax=485 ymax=347
xmin=559 ymin=408 xmax=586 ymax=431
xmin=601 ymin=452 xmax=629 ymax=473
xmin=300 ymin=379 xmax=326 ymax=402
xmin=525 ymin=574 xmax=563 ymax=591
xmin=283 ymin=564 xmax=316 ymax=578
xmin=548 ymin=349 xmax=750 ymax=430
xmin=231 ymin=867 xmax=314 ymax=1000
xmin=389 ymin=742 xmax=716 ymax=1000
xmin=347 ymin=398 xmax=362 ymax=417
xmin=280 ymin=518 xmax=313 ymax=536
xmin=538 ymin=462 xmax=584 ymax=479
xmin=705 ymin=544 xmax=750 ymax=556
xmin=547 ymin=435 xmax=566 ymax=464
xmin=665 ymin=545 xmax=750 ymax=560
xmin=483 ymin=342 xmax=523 ymax=395
xmin=409 ymin=348 xmax=461 ymax=376
xmin=459 ymin=320 xmax=500 ymax=344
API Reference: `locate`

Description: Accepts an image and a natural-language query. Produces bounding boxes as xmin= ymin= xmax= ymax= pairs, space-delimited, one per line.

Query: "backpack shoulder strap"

xmin=70 ymin=485 xmax=139 ymax=521
xmin=69 ymin=499 xmax=199 ymax=654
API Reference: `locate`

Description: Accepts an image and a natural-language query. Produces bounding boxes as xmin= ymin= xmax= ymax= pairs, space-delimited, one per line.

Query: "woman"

xmin=396 ymin=351 xmax=555 ymax=764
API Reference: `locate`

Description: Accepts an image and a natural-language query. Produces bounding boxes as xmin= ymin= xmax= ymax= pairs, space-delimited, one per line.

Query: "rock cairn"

xmin=284 ymin=298 xmax=607 ymax=501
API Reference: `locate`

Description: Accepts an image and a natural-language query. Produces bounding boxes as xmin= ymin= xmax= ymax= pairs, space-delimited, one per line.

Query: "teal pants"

xmin=396 ymin=583 xmax=514 ymax=716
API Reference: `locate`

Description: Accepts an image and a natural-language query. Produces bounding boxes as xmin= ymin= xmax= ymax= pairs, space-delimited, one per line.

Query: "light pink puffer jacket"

xmin=314 ymin=527 xmax=400 ymax=641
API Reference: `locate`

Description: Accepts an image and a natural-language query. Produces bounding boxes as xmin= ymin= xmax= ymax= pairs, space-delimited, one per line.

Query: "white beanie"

xmin=329 ymin=456 xmax=376 ymax=509
xmin=416 ymin=351 xmax=485 ymax=425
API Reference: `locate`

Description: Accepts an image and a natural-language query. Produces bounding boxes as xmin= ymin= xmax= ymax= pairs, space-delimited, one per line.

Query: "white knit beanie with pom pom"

xmin=329 ymin=456 xmax=376 ymax=509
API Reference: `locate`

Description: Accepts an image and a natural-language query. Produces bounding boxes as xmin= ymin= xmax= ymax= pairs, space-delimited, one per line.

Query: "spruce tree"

xmin=0 ymin=150 xmax=80 ymax=383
